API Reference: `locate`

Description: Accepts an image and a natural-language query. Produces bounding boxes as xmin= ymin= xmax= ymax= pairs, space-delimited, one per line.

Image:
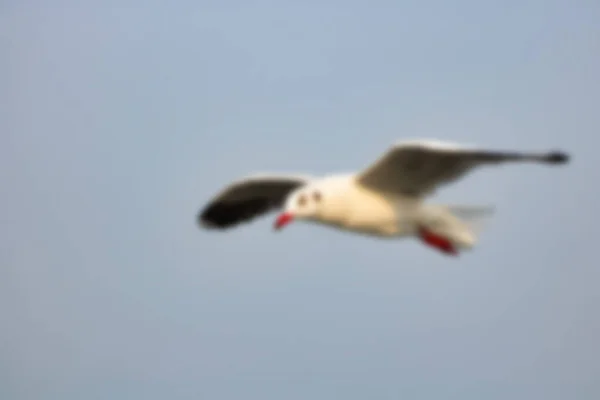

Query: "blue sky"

xmin=2 ymin=1 xmax=599 ymax=399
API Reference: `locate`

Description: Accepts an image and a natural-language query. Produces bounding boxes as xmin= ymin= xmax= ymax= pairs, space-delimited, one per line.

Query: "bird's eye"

xmin=297 ymin=194 xmax=307 ymax=207
xmin=313 ymin=191 xmax=322 ymax=202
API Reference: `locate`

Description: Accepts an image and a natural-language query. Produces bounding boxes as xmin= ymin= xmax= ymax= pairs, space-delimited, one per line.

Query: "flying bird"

xmin=197 ymin=139 xmax=569 ymax=256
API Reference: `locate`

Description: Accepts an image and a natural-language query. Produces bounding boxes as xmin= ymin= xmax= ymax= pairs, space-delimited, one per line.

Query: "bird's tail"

xmin=418 ymin=204 xmax=495 ymax=254
xmin=444 ymin=204 xmax=496 ymax=240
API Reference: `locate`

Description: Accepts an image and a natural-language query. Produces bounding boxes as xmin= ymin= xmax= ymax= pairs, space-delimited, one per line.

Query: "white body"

xmin=286 ymin=173 xmax=482 ymax=250
xmin=297 ymin=174 xmax=419 ymax=236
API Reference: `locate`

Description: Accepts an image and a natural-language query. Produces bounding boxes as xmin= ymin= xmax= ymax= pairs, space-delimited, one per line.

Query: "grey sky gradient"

xmin=2 ymin=1 xmax=599 ymax=399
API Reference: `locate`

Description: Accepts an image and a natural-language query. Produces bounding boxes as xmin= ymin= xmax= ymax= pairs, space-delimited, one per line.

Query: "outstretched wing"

xmin=198 ymin=174 xmax=312 ymax=229
xmin=357 ymin=139 xmax=569 ymax=197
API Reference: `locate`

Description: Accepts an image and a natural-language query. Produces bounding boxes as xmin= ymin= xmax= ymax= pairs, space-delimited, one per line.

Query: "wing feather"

xmin=198 ymin=174 xmax=311 ymax=229
xmin=357 ymin=139 xmax=569 ymax=196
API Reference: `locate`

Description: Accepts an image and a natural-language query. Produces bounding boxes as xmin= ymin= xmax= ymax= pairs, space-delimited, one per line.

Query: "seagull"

xmin=197 ymin=139 xmax=569 ymax=256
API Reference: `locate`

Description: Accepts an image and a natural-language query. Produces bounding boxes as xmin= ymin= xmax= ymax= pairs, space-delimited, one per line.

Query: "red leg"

xmin=418 ymin=227 xmax=458 ymax=256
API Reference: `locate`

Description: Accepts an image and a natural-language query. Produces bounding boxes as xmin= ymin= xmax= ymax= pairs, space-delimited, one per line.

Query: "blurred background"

xmin=2 ymin=1 xmax=599 ymax=399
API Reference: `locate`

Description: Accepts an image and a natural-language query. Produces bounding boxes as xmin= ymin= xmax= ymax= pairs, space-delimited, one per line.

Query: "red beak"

xmin=274 ymin=212 xmax=294 ymax=230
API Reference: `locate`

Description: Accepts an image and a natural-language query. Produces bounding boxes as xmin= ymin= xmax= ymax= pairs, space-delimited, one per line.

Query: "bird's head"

xmin=273 ymin=186 xmax=326 ymax=230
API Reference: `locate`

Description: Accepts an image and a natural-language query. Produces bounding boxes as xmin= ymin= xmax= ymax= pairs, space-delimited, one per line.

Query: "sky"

xmin=2 ymin=1 xmax=599 ymax=399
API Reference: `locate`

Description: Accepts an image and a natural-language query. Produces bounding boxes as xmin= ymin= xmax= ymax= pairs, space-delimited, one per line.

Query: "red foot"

xmin=418 ymin=227 xmax=458 ymax=256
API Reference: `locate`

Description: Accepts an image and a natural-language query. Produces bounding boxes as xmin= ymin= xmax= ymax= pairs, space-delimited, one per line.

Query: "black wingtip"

xmin=544 ymin=151 xmax=570 ymax=164
xmin=196 ymin=209 xmax=212 ymax=229
xmin=197 ymin=206 xmax=227 ymax=230
xmin=197 ymin=211 xmax=217 ymax=229
xmin=196 ymin=198 xmax=274 ymax=230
